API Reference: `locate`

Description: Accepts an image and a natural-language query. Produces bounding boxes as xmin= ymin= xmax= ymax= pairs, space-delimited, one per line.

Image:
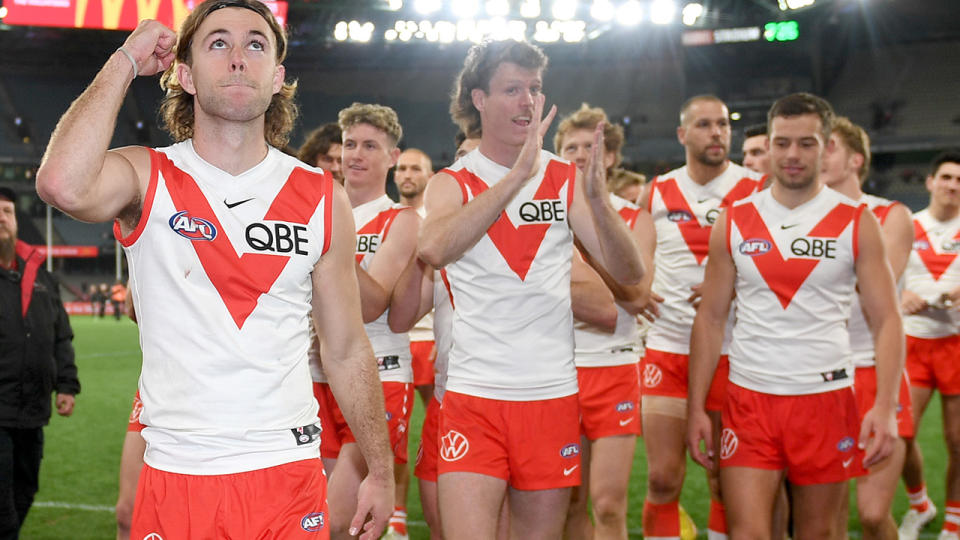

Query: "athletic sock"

xmin=943 ymin=501 xmax=960 ymax=533
xmin=907 ymin=484 xmax=931 ymax=513
xmin=643 ymin=499 xmax=681 ymax=538
xmin=388 ymin=506 xmax=408 ymax=536
xmin=708 ymin=498 xmax=728 ymax=539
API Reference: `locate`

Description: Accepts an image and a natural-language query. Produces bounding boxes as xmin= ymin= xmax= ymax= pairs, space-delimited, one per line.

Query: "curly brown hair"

xmin=298 ymin=123 xmax=342 ymax=165
xmin=338 ymin=103 xmax=403 ymax=147
xmin=158 ymin=0 xmax=299 ymax=148
xmin=553 ymin=103 xmax=625 ymax=172
xmin=450 ymin=40 xmax=548 ymax=137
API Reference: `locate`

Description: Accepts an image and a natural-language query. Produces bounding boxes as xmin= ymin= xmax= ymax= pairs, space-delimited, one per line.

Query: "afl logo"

xmin=169 ymin=210 xmax=217 ymax=241
xmin=642 ymin=364 xmax=663 ymax=388
xmin=837 ymin=436 xmax=855 ymax=452
xmin=739 ymin=238 xmax=771 ymax=256
xmin=440 ymin=430 xmax=470 ymax=462
xmin=719 ymin=428 xmax=738 ymax=460
xmin=615 ymin=401 xmax=634 ymax=413
xmin=667 ymin=210 xmax=693 ymax=223
xmin=300 ymin=512 xmax=325 ymax=532
xmin=559 ymin=443 xmax=580 ymax=458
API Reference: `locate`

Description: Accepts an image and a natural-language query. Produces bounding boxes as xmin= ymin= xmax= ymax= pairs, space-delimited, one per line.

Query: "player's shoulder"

xmin=724 ymin=162 xmax=766 ymax=182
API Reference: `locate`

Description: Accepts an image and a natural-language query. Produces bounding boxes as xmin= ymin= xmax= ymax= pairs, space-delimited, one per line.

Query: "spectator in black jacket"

xmin=0 ymin=186 xmax=79 ymax=539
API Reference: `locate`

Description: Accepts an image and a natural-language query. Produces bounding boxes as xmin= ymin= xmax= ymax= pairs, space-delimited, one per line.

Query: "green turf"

xmin=18 ymin=316 xmax=950 ymax=538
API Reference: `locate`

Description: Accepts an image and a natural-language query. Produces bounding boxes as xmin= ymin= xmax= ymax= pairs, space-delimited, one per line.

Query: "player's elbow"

xmin=36 ymin=163 xmax=89 ymax=216
xmin=417 ymin=236 xmax=450 ymax=268
xmin=610 ymin=258 xmax=645 ymax=286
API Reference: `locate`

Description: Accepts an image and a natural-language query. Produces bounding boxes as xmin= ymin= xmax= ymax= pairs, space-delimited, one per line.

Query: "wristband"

xmin=116 ymin=47 xmax=138 ymax=78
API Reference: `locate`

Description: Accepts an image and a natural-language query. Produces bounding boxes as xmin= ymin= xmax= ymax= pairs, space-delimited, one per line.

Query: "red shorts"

xmin=131 ymin=459 xmax=330 ymax=539
xmin=720 ymin=383 xmax=860 ymax=486
xmin=576 ymin=363 xmax=641 ymax=440
xmin=849 ymin=367 xmax=915 ymax=478
xmin=906 ymin=334 xmax=960 ymax=395
xmin=641 ymin=349 xmax=728 ymax=410
xmin=127 ymin=391 xmax=145 ymax=432
xmin=313 ymin=381 xmax=413 ymax=463
xmin=411 ymin=340 xmax=436 ymax=387
xmin=414 ymin=396 xmax=441 ymax=482
xmin=438 ymin=391 xmax=581 ymax=490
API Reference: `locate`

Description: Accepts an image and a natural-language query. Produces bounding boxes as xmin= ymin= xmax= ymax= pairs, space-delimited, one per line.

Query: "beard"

xmin=0 ymin=234 xmax=14 ymax=263
xmin=694 ymin=146 xmax=728 ymax=167
xmin=398 ymin=181 xmax=424 ymax=198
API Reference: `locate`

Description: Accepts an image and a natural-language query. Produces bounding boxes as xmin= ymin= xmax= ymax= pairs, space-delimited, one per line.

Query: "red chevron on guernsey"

xmin=731 ymin=202 xmax=860 ymax=309
xmin=913 ymin=219 xmax=960 ymax=281
xmin=449 ymin=160 xmax=575 ymax=281
xmin=355 ymin=207 xmax=404 ymax=264
xmin=160 ymin=152 xmax=331 ymax=328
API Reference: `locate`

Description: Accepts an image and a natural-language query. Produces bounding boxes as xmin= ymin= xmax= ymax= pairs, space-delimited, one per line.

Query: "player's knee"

xmin=856 ymin=505 xmax=892 ymax=535
xmin=647 ymin=466 xmax=684 ymax=498
xmin=591 ymin=493 xmax=627 ymax=527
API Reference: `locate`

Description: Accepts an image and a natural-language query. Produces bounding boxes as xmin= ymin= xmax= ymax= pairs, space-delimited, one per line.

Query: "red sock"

xmin=944 ymin=500 xmax=960 ymax=533
xmin=708 ymin=498 xmax=728 ymax=534
xmin=643 ymin=499 xmax=680 ymax=537
xmin=388 ymin=506 xmax=407 ymax=535
xmin=907 ymin=484 xmax=931 ymax=513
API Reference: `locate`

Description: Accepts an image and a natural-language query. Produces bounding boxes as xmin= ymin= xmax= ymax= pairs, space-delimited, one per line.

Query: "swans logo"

xmin=169 ymin=211 xmax=217 ymax=241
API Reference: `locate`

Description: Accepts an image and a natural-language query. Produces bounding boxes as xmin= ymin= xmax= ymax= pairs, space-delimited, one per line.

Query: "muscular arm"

xmin=856 ymin=209 xmax=903 ymax=467
xmin=579 ymin=209 xmax=657 ymax=315
xmin=356 ymin=208 xmax=420 ymax=323
xmin=686 ymin=212 xmax=736 ymax=469
xmin=313 ymin=185 xmax=393 ymax=538
xmin=571 ymin=251 xmax=617 ymax=333
xmin=36 ymin=20 xmax=175 ymax=226
xmin=387 ymin=257 xmax=435 ymax=333
xmin=880 ymin=203 xmax=914 ymax=281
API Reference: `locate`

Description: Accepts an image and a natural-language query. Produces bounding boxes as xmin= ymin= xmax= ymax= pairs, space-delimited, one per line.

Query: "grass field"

xmin=18 ymin=316 xmax=950 ymax=538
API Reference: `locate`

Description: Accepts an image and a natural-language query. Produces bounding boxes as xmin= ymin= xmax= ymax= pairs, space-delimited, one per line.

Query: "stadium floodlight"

xmin=414 ymin=0 xmax=442 ymax=15
xmin=453 ymin=0 xmax=480 ymax=18
xmin=334 ymin=21 xmax=349 ymax=41
xmin=650 ymin=0 xmax=675 ymax=25
xmin=590 ymin=0 xmax=614 ymax=21
xmin=616 ymin=0 xmax=642 ymax=25
xmin=385 ymin=0 xmax=403 ymax=10
xmin=0 ymin=6 xmax=7 ymax=18
xmin=437 ymin=20 xmax=457 ymax=42
xmin=552 ymin=0 xmax=577 ymax=20
xmin=534 ymin=20 xmax=560 ymax=42
xmin=486 ymin=0 xmax=511 ymax=17
xmin=347 ymin=21 xmax=375 ymax=42
xmin=730 ymin=112 xmax=742 ymax=120
xmin=682 ymin=3 xmax=703 ymax=26
xmin=778 ymin=0 xmax=814 ymax=9
xmin=561 ymin=20 xmax=586 ymax=41
xmin=520 ymin=0 xmax=541 ymax=18
xmin=385 ymin=29 xmax=399 ymax=40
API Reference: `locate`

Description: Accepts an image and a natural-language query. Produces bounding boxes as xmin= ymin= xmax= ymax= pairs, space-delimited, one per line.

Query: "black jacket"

xmin=0 ymin=241 xmax=79 ymax=428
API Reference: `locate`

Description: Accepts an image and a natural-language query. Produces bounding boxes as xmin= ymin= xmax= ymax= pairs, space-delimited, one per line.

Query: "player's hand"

xmin=512 ymin=93 xmax=556 ymax=182
xmin=121 ymin=20 xmax=177 ymax=78
xmin=686 ymin=408 xmax=715 ymax=470
xmin=687 ymin=283 xmax=703 ymax=309
xmin=900 ymin=289 xmax=928 ymax=315
xmin=55 ymin=393 xmax=75 ymax=416
xmin=858 ymin=405 xmax=897 ymax=468
xmin=583 ymin=122 xmax=609 ymax=200
xmin=638 ymin=291 xmax=664 ymax=322
xmin=348 ymin=472 xmax=394 ymax=540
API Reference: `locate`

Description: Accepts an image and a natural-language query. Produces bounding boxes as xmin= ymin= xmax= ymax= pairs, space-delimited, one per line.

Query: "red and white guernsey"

xmin=573 ymin=194 xmax=643 ymax=367
xmin=848 ymin=194 xmax=904 ymax=367
xmin=902 ymin=209 xmax=960 ymax=338
xmin=432 ymin=268 xmax=454 ymax=402
xmin=647 ymin=164 xmax=765 ymax=354
xmin=440 ymin=149 xmax=577 ymax=401
xmin=353 ymin=195 xmax=413 ymax=384
xmin=116 ymin=141 xmax=333 ymax=474
xmin=727 ymin=187 xmax=863 ymax=395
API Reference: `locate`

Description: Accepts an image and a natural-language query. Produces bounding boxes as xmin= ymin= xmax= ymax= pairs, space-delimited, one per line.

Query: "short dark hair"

xmin=767 ymin=93 xmax=834 ymax=140
xmin=743 ymin=123 xmax=767 ymax=139
xmin=0 ymin=186 xmax=15 ymax=204
xmin=931 ymin=150 xmax=960 ymax=177
xmin=298 ymin=123 xmax=342 ymax=165
xmin=679 ymin=95 xmax=725 ymax=126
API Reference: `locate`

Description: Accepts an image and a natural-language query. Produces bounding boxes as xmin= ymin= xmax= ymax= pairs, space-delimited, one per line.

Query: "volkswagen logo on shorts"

xmin=440 ymin=430 xmax=470 ymax=462
xmin=719 ymin=428 xmax=738 ymax=460
xmin=301 ymin=512 xmax=325 ymax=532
xmin=642 ymin=364 xmax=663 ymax=388
xmin=837 ymin=436 xmax=855 ymax=452
xmin=142 ymin=534 xmax=164 ymax=540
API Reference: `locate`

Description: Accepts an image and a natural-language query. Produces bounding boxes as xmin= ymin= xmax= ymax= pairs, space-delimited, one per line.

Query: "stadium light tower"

xmin=385 ymin=0 xmax=403 ymax=11
xmin=650 ymin=0 xmax=676 ymax=25
xmin=617 ymin=0 xmax=643 ymax=25
xmin=682 ymin=2 xmax=703 ymax=26
xmin=590 ymin=0 xmax=614 ymax=21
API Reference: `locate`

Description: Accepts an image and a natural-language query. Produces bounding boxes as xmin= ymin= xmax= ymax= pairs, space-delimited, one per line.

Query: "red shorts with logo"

xmin=127 ymin=391 xmax=145 ymax=432
xmin=313 ymin=381 xmax=414 ymax=463
xmin=576 ymin=363 xmax=641 ymax=440
xmin=437 ymin=391 xmax=581 ymax=490
xmin=641 ymin=350 xmax=729 ymax=411
xmin=906 ymin=334 xmax=960 ymax=395
xmin=131 ymin=459 xmax=330 ymax=539
xmin=414 ymin=396 xmax=441 ymax=482
xmin=848 ymin=367 xmax=915 ymax=477
xmin=720 ymin=383 xmax=859 ymax=485
xmin=411 ymin=340 xmax=436 ymax=387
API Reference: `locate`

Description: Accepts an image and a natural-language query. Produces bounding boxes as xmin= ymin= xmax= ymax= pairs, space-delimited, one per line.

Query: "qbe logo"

xmin=719 ymin=428 xmax=738 ymax=460
xmin=739 ymin=238 xmax=771 ymax=256
xmin=559 ymin=443 xmax=580 ymax=458
xmin=518 ymin=200 xmax=566 ymax=223
xmin=837 ymin=436 xmax=855 ymax=452
xmin=642 ymin=364 xmax=663 ymax=388
xmin=440 ymin=430 xmax=470 ymax=462
xmin=169 ymin=210 xmax=217 ymax=241
xmin=300 ymin=512 xmax=325 ymax=532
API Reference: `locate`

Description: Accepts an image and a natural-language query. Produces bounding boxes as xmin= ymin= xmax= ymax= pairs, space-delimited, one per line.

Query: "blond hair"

xmin=338 ymin=103 xmax=403 ymax=146
xmin=553 ymin=103 xmax=625 ymax=172
xmin=608 ymin=168 xmax=646 ymax=197
xmin=831 ymin=116 xmax=871 ymax=182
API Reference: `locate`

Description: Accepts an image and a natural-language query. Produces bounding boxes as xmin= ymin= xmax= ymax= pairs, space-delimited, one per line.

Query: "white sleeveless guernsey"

xmin=432 ymin=268 xmax=454 ymax=402
xmin=902 ymin=209 xmax=960 ymax=338
xmin=573 ymin=194 xmax=643 ymax=367
xmin=848 ymin=194 xmax=902 ymax=368
xmin=440 ymin=149 xmax=577 ymax=401
xmin=116 ymin=141 xmax=333 ymax=474
xmin=646 ymin=163 xmax=765 ymax=354
xmin=353 ymin=195 xmax=413 ymax=383
xmin=727 ymin=187 xmax=862 ymax=395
